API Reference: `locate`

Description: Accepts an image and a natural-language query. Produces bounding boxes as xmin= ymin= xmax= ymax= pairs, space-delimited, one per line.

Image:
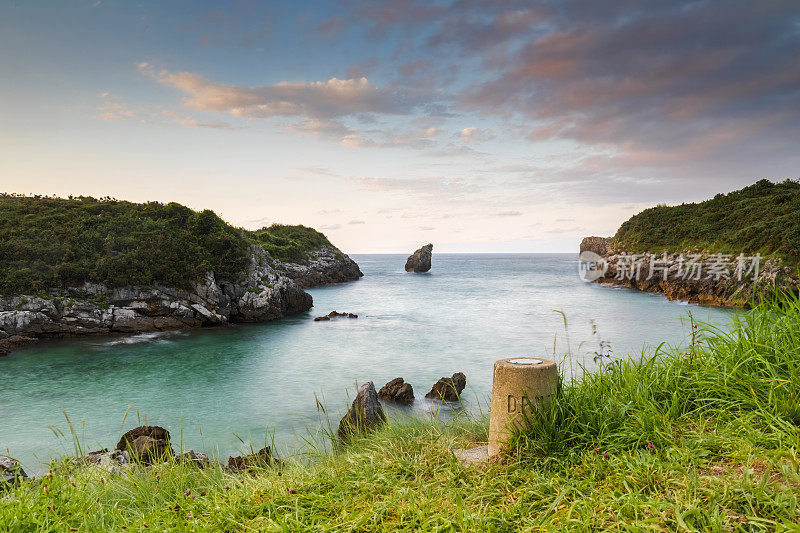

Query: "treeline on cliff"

xmin=0 ymin=194 xmax=335 ymax=295
xmin=613 ymin=179 xmax=800 ymax=262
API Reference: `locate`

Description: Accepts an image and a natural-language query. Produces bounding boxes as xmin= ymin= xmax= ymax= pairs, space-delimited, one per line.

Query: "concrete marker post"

xmin=487 ymin=357 xmax=559 ymax=457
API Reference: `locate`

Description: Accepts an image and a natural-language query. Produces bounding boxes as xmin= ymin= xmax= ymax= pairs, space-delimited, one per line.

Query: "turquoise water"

xmin=0 ymin=254 xmax=733 ymax=472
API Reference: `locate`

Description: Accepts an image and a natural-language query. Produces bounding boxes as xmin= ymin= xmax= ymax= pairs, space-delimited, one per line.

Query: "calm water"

xmin=1 ymin=254 xmax=733 ymax=471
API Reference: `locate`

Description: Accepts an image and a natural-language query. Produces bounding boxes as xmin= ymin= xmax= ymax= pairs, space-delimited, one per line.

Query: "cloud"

xmin=319 ymin=224 xmax=341 ymax=231
xmin=139 ymin=62 xmax=431 ymax=121
xmin=419 ymin=226 xmax=435 ymax=231
xmin=458 ymin=126 xmax=496 ymax=143
xmin=348 ymin=219 xmax=365 ymax=225
xmin=490 ymin=210 xmax=522 ymax=217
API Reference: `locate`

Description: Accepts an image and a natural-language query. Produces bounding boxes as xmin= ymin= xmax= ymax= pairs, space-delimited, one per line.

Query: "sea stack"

xmin=405 ymin=243 xmax=433 ymax=273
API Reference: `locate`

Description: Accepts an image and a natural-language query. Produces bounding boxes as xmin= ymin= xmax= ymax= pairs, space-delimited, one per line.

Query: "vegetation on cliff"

xmin=613 ymin=179 xmax=800 ymax=263
xmin=4 ymin=295 xmax=799 ymax=530
xmin=0 ymin=194 xmax=337 ymax=295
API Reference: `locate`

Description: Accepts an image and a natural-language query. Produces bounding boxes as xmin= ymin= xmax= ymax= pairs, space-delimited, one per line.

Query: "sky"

xmin=1 ymin=1 xmax=799 ymax=253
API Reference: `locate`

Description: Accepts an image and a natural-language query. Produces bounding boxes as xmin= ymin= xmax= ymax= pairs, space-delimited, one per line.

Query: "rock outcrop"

xmin=276 ymin=248 xmax=363 ymax=288
xmin=579 ymin=237 xmax=799 ymax=307
xmin=378 ymin=377 xmax=414 ymax=405
xmin=425 ymin=372 xmax=467 ymax=401
xmin=405 ymin=244 xmax=433 ymax=273
xmin=337 ymin=382 xmax=386 ymax=441
xmin=0 ymin=243 xmax=364 ymax=356
xmin=314 ymin=311 xmax=358 ymax=321
xmin=1 ymin=455 xmax=28 ymax=487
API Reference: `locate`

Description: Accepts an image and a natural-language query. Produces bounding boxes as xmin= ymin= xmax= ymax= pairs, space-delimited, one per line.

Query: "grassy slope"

xmin=613 ymin=179 xmax=800 ymax=264
xmin=3 ymin=296 xmax=800 ymax=531
xmin=0 ymin=194 xmax=337 ymax=295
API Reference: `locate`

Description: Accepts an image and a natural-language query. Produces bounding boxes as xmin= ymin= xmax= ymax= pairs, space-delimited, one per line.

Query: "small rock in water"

xmin=378 ymin=377 xmax=415 ymax=405
xmin=405 ymin=243 xmax=433 ymax=273
xmin=314 ymin=310 xmax=358 ymax=321
xmin=1 ymin=455 xmax=28 ymax=487
xmin=338 ymin=381 xmax=386 ymax=442
xmin=425 ymin=372 xmax=467 ymax=401
xmin=227 ymin=447 xmax=280 ymax=472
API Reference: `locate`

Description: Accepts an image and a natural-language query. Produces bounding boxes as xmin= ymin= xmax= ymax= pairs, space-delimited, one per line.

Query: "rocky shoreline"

xmin=580 ymin=236 xmax=798 ymax=307
xmin=0 ymin=245 xmax=362 ymax=356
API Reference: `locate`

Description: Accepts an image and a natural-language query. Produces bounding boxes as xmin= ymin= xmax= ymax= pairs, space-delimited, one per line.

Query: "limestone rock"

xmin=276 ymin=247 xmax=363 ymax=288
xmin=378 ymin=377 xmax=414 ymax=405
xmin=338 ymin=382 xmax=386 ymax=441
xmin=425 ymin=372 xmax=467 ymax=401
xmin=0 ymin=455 xmax=28 ymax=487
xmin=405 ymin=244 xmax=433 ymax=273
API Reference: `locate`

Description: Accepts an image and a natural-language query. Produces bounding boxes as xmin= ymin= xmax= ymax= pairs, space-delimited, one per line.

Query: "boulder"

xmin=337 ymin=382 xmax=386 ymax=441
xmin=425 ymin=372 xmax=467 ymax=401
xmin=130 ymin=435 xmax=171 ymax=464
xmin=0 ymin=455 xmax=28 ymax=487
xmin=404 ymin=244 xmax=433 ymax=273
xmin=378 ymin=377 xmax=414 ymax=405
xmin=117 ymin=425 xmax=172 ymax=464
xmin=227 ymin=447 xmax=279 ymax=472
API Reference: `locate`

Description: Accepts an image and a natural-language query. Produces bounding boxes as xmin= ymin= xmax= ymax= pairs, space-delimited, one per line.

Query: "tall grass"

xmin=513 ymin=291 xmax=800 ymax=461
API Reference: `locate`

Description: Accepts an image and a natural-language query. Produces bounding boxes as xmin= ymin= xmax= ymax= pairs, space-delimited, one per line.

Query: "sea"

xmin=0 ymin=254 xmax=734 ymax=472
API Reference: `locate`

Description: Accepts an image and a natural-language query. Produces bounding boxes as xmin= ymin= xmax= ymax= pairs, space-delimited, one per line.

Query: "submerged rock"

xmin=425 ymin=372 xmax=467 ymax=401
xmin=378 ymin=377 xmax=414 ymax=405
xmin=227 ymin=447 xmax=280 ymax=472
xmin=314 ymin=311 xmax=358 ymax=321
xmin=0 ymin=455 xmax=28 ymax=487
xmin=405 ymin=244 xmax=433 ymax=273
xmin=337 ymin=382 xmax=386 ymax=441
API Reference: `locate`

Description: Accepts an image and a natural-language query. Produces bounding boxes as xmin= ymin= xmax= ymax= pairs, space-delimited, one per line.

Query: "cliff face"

xmin=579 ymin=237 xmax=798 ymax=307
xmin=274 ymin=247 xmax=362 ymax=288
xmin=0 ymin=245 xmax=360 ymax=356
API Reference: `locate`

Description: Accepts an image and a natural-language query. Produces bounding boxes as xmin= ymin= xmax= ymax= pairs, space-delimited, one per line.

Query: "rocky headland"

xmin=0 ymin=244 xmax=360 ymax=356
xmin=0 ymin=194 xmax=363 ymax=356
xmin=580 ymin=236 xmax=798 ymax=307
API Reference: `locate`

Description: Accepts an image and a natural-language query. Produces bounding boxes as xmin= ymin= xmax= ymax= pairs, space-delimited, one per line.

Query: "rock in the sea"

xmin=314 ymin=311 xmax=358 ymax=321
xmin=117 ymin=425 xmax=172 ymax=464
xmin=227 ymin=447 xmax=279 ymax=472
xmin=1 ymin=455 xmax=28 ymax=487
xmin=378 ymin=377 xmax=414 ymax=405
xmin=425 ymin=372 xmax=467 ymax=401
xmin=405 ymin=244 xmax=433 ymax=273
xmin=337 ymin=382 xmax=386 ymax=441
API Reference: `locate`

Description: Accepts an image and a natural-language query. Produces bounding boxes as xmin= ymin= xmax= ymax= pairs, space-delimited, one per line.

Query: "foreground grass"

xmin=3 ymin=295 xmax=800 ymax=531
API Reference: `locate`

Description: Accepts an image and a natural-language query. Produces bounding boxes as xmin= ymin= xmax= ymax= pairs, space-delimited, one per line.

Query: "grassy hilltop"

xmin=0 ymin=194 xmax=335 ymax=295
xmin=613 ymin=179 xmax=800 ymax=262
xmin=3 ymin=294 xmax=800 ymax=530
